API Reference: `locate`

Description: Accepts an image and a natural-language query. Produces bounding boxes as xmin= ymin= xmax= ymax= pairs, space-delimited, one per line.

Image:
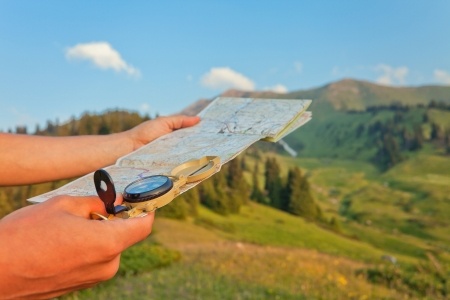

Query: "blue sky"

xmin=1 ymin=1 xmax=449 ymax=132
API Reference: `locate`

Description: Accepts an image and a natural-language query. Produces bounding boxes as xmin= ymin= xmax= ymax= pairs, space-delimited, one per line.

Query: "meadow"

xmin=64 ymin=149 xmax=449 ymax=300
xmin=2 ymin=80 xmax=449 ymax=299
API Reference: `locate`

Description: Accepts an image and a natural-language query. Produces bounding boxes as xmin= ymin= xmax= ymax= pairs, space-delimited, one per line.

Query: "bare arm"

xmin=0 ymin=115 xmax=200 ymax=298
xmin=0 ymin=115 xmax=200 ymax=185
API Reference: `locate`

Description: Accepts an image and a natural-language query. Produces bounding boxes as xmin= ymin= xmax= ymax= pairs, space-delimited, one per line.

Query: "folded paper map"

xmin=29 ymin=97 xmax=312 ymax=203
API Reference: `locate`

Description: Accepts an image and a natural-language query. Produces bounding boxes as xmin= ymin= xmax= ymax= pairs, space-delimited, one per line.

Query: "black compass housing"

xmin=123 ymin=175 xmax=173 ymax=203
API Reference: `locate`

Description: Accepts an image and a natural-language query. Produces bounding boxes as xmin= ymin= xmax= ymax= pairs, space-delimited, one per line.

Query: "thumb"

xmin=108 ymin=212 xmax=155 ymax=251
xmin=164 ymin=115 xmax=201 ymax=130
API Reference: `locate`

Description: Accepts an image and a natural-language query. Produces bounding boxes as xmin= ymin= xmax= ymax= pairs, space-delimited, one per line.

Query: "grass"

xmin=62 ymin=150 xmax=450 ymax=299
xmin=196 ymin=203 xmax=403 ymax=263
xmin=67 ymin=217 xmax=402 ymax=300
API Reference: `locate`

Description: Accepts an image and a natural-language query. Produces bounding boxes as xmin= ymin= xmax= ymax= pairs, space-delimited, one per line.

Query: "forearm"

xmin=0 ymin=115 xmax=200 ymax=186
xmin=0 ymin=132 xmax=133 ymax=185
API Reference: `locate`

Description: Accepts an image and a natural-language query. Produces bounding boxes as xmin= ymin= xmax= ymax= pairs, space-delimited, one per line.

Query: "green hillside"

xmin=184 ymin=78 xmax=450 ymax=169
xmin=282 ymin=81 xmax=450 ymax=170
xmin=2 ymin=79 xmax=450 ymax=299
xmin=64 ymin=151 xmax=449 ymax=300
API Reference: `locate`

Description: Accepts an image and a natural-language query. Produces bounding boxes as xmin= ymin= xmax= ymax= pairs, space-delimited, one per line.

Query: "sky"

xmin=1 ymin=1 xmax=449 ymax=132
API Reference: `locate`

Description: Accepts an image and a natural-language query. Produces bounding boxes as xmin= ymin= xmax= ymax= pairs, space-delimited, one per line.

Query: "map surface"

xmin=29 ymin=97 xmax=311 ymax=203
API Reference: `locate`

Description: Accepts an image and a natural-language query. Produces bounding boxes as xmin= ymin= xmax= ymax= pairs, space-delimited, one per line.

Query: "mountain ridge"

xmin=180 ymin=78 xmax=450 ymax=116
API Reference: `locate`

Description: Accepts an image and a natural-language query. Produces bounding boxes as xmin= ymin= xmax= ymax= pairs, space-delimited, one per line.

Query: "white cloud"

xmin=140 ymin=103 xmax=151 ymax=114
xmin=375 ymin=64 xmax=409 ymax=86
xmin=201 ymin=67 xmax=255 ymax=91
xmin=66 ymin=42 xmax=140 ymax=77
xmin=294 ymin=61 xmax=303 ymax=73
xmin=434 ymin=69 xmax=450 ymax=85
xmin=264 ymin=84 xmax=288 ymax=94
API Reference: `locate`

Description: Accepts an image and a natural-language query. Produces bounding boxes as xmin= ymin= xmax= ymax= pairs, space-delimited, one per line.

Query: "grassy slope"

xmin=69 ymin=214 xmax=402 ymax=300
xmin=279 ymin=154 xmax=450 ymax=265
xmin=67 ymin=150 xmax=450 ymax=299
xmin=56 ymin=81 xmax=450 ymax=299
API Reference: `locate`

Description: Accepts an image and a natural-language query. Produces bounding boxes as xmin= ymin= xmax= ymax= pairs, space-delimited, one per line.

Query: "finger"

xmin=47 ymin=195 xmax=107 ymax=218
xmin=114 ymin=193 xmax=124 ymax=206
xmin=180 ymin=115 xmax=201 ymax=128
xmin=164 ymin=115 xmax=200 ymax=130
xmin=108 ymin=212 xmax=155 ymax=251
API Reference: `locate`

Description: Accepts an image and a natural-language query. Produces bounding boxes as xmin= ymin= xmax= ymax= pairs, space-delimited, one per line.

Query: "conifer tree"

xmin=251 ymin=163 xmax=266 ymax=203
xmin=181 ymin=188 xmax=200 ymax=217
xmin=199 ymin=176 xmax=220 ymax=212
xmin=264 ymin=157 xmax=283 ymax=208
xmin=226 ymin=156 xmax=249 ymax=205
xmin=240 ymin=155 xmax=248 ymax=171
xmin=98 ymin=117 xmax=111 ymax=135
xmin=286 ymin=167 xmax=318 ymax=220
xmin=199 ymin=170 xmax=232 ymax=215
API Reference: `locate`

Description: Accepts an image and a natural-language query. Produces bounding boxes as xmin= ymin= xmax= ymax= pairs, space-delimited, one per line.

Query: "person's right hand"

xmin=0 ymin=195 xmax=154 ymax=299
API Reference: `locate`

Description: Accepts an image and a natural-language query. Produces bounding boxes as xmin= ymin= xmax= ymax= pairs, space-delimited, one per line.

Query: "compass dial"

xmin=123 ymin=175 xmax=173 ymax=203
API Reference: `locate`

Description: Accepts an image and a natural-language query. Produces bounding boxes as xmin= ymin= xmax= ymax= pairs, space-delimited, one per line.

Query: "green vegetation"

xmin=3 ymin=79 xmax=450 ymax=299
xmin=118 ymin=242 xmax=181 ymax=277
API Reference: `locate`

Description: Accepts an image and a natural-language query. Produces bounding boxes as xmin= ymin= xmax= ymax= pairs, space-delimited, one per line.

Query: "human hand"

xmin=0 ymin=195 xmax=154 ymax=299
xmin=125 ymin=115 xmax=200 ymax=150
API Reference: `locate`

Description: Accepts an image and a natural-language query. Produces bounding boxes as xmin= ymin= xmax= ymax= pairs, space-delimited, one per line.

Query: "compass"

xmin=92 ymin=156 xmax=220 ymax=219
xmin=123 ymin=175 xmax=173 ymax=203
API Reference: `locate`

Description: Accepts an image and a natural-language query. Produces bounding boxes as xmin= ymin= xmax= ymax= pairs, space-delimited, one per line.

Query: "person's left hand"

xmin=124 ymin=115 xmax=200 ymax=150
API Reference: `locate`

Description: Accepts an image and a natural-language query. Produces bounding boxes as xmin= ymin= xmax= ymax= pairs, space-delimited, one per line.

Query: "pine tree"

xmin=264 ymin=157 xmax=283 ymax=208
xmin=180 ymin=188 xmax=200 ymax=217
xmin=226 ymin=156 xmax=249 ymax=205
xmin=98 ymin=117 xmax=111 ymax=135
xmin=286 ymin=167 xmax=318 ymax=220
xmin=199 ymin=177 xmax=220 ymax=213
xmin=199 ymin=170 xmax=232 ymax=215
xmin=240 ymin=155 xmax=248 ymax=171
xmin=251 ymin=163 xmax=266 ymax=203
xmin=446 ymin=133 xmax=450 ymax=154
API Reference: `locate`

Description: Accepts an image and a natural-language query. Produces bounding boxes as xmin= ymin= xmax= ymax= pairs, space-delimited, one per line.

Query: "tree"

xmin=157 ymin=197 xmax=189 ymax=220
xmin=251 ymin=163 xmax=266 ymax=203
xmin=374 ymin=133 xmax=403 ymax=170
xmin=226 ymin=156 xmax=249 ymax=205
xmin=446 ymin=133 xmax=450 ymax=154
xmin=264 ymin=157 xmax=283 ymax=208
xmin=98 ymin=118 xmax=111 ymax=135
xmin=199 ymin=170 xmax=232 ymax=215
xmin=285 ymin=167 xmax=318 ymax=220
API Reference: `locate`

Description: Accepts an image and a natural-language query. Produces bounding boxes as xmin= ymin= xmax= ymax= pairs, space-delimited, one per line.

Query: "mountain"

xmin=289 ymin=78 xmax=450 ymax=112
xmin=2 ymin=81 xmax=449 ymax=299
xmin=183 ymin=78 xmax=450 ymax=115
xmin=182 ymin=79 xmax=450 ymax=169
